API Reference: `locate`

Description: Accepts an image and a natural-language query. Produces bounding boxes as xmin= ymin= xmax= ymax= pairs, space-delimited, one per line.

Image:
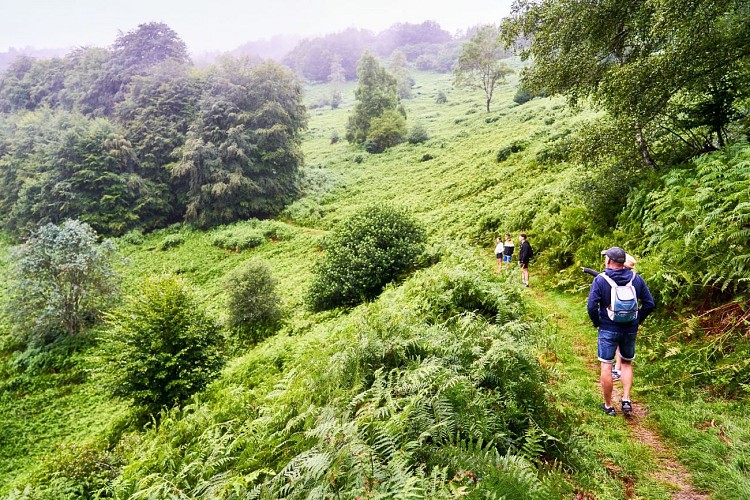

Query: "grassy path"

xmin=530 ymin=286 xmax=708 ymax=499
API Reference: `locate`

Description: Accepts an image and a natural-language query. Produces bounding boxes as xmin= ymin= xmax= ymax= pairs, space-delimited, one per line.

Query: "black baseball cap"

xmin=601 ymin=247 xmax=626 ymax=264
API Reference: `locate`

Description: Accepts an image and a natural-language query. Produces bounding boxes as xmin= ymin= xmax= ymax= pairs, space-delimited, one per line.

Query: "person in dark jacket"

xmin=587 ymin=247 xmax=655 ymax=416
xmin=518 ymin=233 xmax=532 ymax=286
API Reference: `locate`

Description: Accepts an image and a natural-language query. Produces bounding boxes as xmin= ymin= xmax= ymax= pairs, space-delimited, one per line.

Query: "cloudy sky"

xmin=1 ymin=0 xmax=515 ymax=54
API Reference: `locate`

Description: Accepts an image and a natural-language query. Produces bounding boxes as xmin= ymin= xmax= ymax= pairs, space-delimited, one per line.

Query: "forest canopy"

xmin=0 ymin=22 xmax=307 ymax=237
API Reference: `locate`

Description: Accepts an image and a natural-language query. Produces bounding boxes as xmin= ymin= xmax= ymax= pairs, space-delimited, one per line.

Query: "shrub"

xmin=435 ymin=90 xmax=447 ymax=103
xmin=159 ymin=234 xmax=185 ymax=250
xmin=224 ymin=260 xmax=282 ymax=343
xmin=106 ymin=274 xmax=223 ymax=416
xmin=496 ymin=140 xmax=528 ymax=162
xmin=513 ymin=87 xmax=533 ymax=105
xmin=330 ymin=131 xmax=340 ymax=144
xmin=307 ymin=205 xmax=426 ymax=311
xmin=365 ymin=109 xmax=407 ymax=153
xmin=407 ymin=123 xmax=430 ymax=144
xmin=211 ymin=227 xmax=265 ymax=251
xmin=6 ymin=219 xmax=119 ymax=346
xmin=121 ymin=229 xmax=144 ymax=245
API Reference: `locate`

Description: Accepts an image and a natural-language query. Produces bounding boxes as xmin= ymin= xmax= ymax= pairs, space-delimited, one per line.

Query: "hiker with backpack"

xmin=583 ymin=252 xmax=637 ymax=382
xmin=587 ymin=247 xmax=655 ymax=416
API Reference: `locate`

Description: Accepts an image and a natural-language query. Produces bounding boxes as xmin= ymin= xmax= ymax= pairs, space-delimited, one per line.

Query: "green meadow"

xmin=2 ymin=68 xmax=749 ymax=498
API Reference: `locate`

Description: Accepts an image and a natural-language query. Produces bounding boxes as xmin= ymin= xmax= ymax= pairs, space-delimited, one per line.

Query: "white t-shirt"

xmin=495 ymin=242 xmax=504 ymax=255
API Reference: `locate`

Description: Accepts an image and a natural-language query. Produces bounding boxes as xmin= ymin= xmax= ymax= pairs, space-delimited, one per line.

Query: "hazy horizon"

xmin=1 ymin=0 xmax=515 ymax=55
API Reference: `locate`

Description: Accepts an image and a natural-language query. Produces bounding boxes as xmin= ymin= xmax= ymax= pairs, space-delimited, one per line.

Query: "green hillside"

xmin=2 ymin=69 xmax=750 ymax=498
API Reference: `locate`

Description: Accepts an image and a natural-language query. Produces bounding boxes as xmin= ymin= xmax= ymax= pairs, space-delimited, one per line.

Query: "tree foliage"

xmin=345 ymin=52 xmax=404 ymax=146
xmin=0 ymin=24 xmax=308 ymax=236
xmin=307 ymin=205 xmax=425 ymax=311
xmin=6 ymin=219 xmax=118 ymax=345
xmin=454 ymin=25 xmax=513 ymax=112
xmin=502 ymin=0 xmax=750 ymax=166
xmin=173 ymin=59 xmax=307 ymax=227
xmin=106 ymin=273 xmax=223 ymax=416
xmin=224 ymin=259 xmax=282 ymax=343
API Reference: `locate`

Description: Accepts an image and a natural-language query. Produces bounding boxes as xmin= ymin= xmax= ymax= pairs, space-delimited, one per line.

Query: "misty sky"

xmin=1 ymin=0 xmax=515 ymax=54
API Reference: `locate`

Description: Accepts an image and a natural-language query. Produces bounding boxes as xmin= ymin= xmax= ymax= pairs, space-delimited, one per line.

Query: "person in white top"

xmin=494 ymin=237 xmax=504 ymax=273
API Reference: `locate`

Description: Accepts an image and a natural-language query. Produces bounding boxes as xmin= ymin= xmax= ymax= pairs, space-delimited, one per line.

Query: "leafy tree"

xmin=307 ymin=204 xmax=425 ymax=311
xmin=59 ymin=47 xmax=113 ymax=116
xmin=328 ymin=55 xmax=346 ymax=109
xmin=1 ymin=110 xmax=146 ymax=236
xmin=106 ymin=273 xmax=223 ymax=416
xmin=502 ymin=0 xmax=750 ymax=167
xmin=115 ymin=60 xmax=202 ymax=228
xmin=72 ymin=22 xmax=192 ymax=117
xmin=345 ymin=52 xmax=404 ymax=145
xmin=389 ymin=50 xmax=414 ymax=99
xmin=224 ymin=259 xmax=282 ymax=343
xmin=174 ymin=58 xmax=307 ymax=227
xmin=6 ymin=220 xmax=118 ymax=345
xmin=454 ymin=25 xmax=513 ymax=113
xmin=364 ymin=109 xmax=407 ymax=153
xmin=284 ymin=28 xmax=375 ymax=82
xmin=375 ymin=21 xmax=452 ymax=54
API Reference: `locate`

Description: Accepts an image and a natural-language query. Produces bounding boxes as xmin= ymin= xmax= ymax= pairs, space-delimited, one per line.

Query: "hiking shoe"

xmin=621 ymin=400 xmax=632 ymax=414
xmin=600 ymin=403 xmax=616 ymax=416
xmin=611 ymin=369 xmax=621 ymax=382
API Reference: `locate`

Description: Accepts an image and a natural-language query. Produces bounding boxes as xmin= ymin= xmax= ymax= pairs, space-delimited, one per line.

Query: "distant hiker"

xmin=494 ymin=237 xmax=504 ymax=273
xmin=518 ymin=233 xmax=533 ymax=286
xmin=582 ymin=253 xmax=637 ymax=382
xmin=587 ymin=247 xmax=654 ymax=416
xmin=501 ymin=233 xmax=514 ymax=270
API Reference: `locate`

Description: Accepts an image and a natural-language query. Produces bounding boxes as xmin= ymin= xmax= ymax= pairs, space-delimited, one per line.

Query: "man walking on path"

xmin=587 ymin=247 xmax=655 ymax=416
xmin=518 ymin=233 xmax=532 ymax=286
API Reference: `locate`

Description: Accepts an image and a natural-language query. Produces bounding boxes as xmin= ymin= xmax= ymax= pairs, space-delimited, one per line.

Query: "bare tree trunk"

xmin=634 ymin=121 xmax=657 ymax=170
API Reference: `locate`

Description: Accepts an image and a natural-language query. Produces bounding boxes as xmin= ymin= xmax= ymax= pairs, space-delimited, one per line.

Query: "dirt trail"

xmin=533 ymin=288 xmax=708 ymax=499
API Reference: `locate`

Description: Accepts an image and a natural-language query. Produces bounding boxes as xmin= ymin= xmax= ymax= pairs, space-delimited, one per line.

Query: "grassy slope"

xmin=0 ymin=68 xmax=748 ymax=497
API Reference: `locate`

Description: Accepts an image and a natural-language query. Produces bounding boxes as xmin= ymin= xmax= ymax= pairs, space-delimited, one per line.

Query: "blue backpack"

xmin=598 ymin=273 xmax=638 ymax=323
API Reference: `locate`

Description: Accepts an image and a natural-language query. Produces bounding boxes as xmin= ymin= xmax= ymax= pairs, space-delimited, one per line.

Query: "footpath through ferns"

xmin=530 ymin=286 xmax=708 ymax=499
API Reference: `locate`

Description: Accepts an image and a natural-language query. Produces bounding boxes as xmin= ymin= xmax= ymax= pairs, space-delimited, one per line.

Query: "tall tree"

xmin=453 ymin=25 xmax=512 ymax=113
xmin=102 ymin=22 xmax=191 ymax=115
xmin=328 ymin=55 xmax=346 ymax=108
xmin=388 ymin=50 xmax=413 ymax=99
xmin=502 ymin=0 xmax=750 ymax=167
xmin=345 ymin=52 xmax=403 ymax=144
xmin=0 ymin=110 xmax=146 ymax=236
xmin=173 ymin=58 xmax=307 ymax=227
xmin=115 ymin=60 xmax=202 ymax=227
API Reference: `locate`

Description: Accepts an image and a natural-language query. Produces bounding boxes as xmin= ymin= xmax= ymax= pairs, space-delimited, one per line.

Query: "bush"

xmin=330 ymin=131 xmax=340 ymax=144
xmin=435 ymin=90 xmax=447 ymax=103
xmin=513 ymin=87 xmax=533 ymax=105
xmin=224 ymin=260 xmax=282 ymax=343
xmin=365 ymin=109 xmax=407 ymax=153
xmin=307 ymin=205 xmax=426 ymax=311
xmin=407 ymin=123 xmax=430 ymax=144
xmin=211 ymin=227 xmax=265 ymax=251
xmin=106 ymin=274 xmax=223 ymax=416
xmin=6 ymin=219 xmax=119 ymax=346
xmin=496 ymin=140 xmax=528 ymax=162
xmin=159 ymin=234 xmax=185 ymax=250
xmin=121 ymin=229 xmax=144 ymax=245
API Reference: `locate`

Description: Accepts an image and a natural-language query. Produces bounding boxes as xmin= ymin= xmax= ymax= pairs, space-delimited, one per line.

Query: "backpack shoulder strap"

xmin=598 ymin=272 xmax=616 ymax=288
